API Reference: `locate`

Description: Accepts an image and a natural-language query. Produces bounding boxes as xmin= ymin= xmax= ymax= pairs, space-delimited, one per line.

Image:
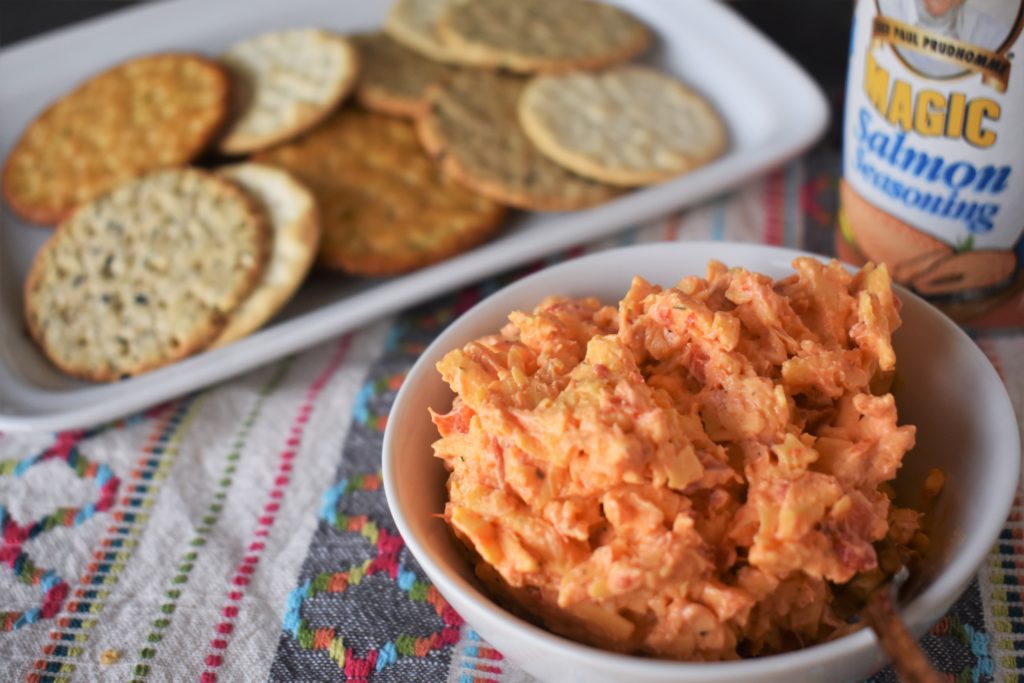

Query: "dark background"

xmin=0 ymin=0 xmax=856 ymax=93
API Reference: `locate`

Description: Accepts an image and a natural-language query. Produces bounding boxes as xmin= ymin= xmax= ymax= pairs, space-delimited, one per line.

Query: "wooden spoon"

xmin=864 ymin=567 xmax=942 ymax=683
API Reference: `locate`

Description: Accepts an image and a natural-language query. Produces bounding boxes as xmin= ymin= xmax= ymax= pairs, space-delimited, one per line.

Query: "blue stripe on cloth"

xmin=711 ymin=200 xmax=726 ymax=241
xmin=319 ymin=479 xmax=348 ymax=525
xmin=376 ymin=641 xmax=398 ymax=671
xmin=282 ymin=580 xmax=310 ymax=637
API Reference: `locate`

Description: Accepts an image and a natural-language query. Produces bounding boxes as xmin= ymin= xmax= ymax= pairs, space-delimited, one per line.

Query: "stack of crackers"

xmin=3 ymin=0 xmax=727 ymax=381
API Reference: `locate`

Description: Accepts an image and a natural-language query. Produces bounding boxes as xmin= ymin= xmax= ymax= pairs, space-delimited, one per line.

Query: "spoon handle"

xmin=865 ymin=588 xmax=942 ymax=683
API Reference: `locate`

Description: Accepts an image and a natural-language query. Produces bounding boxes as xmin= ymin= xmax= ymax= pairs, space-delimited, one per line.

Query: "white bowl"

xmin=382 ymin=242 xmax=1020 ymax=683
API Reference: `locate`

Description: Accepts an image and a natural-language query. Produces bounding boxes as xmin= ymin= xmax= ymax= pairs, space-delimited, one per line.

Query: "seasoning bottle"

xmin=838 ymin=0 xmax=1024 ymax=327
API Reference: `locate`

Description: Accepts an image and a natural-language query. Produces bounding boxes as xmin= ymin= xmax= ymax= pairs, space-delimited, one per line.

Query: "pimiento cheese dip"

xmin=431 ymin=259 xmax=925 ymax=660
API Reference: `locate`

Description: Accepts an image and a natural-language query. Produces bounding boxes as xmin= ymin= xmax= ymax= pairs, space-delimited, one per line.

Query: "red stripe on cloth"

xmin=475 ymin=646 xmax=504 ymax=660
xmin=198 ymin=336 xmax=353 ymax=682
xmin=31 ymin=404 xmax=179 ymax=673
xmin=761 ymin=169 xmax=785 ymax=246
xmin=662 ymin=212 xmax=682 ymax=241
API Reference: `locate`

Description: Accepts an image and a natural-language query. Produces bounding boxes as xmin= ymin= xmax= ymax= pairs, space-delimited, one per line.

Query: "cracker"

xmin=518 ymin=66 xmax=728 ymax=186
xmin=24 ymin=168 xmax=269 ymax=381
xmin=255 ymin=108 xmax=505 ymax=276
xmin=210 ymin=163 xmax=320 ymax=348
xmin=417 ymin=70 xmax=618 ymax=210
xmin=2 ymin=53 xmax=230 ymax=225
xmin=352 ymin=32 xmax=455 ymax=118
xmin=217 ymin=29 xmax=359 ymax=155
xmin=385 ymin=0 xmax=465 ymax=64
xmin=437 ymin=0 xmax=650 ymax=73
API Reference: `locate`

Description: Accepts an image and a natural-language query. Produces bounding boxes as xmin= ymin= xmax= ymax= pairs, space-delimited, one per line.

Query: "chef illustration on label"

xmin=879 ymin=0 xmax=1020 ymax=77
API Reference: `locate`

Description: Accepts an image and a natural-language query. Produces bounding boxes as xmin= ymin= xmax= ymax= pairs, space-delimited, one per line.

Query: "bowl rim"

xmin=383 ymin=241 xmax=1020 ymax=677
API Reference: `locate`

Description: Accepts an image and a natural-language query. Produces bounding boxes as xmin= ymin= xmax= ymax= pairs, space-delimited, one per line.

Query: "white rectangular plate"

xmin=0 ymin=0 xmax=828 ymax=431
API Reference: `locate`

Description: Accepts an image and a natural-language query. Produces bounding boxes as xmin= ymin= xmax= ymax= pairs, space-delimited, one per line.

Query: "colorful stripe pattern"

xmin=454 ymin=629 xmax=507 ymax=683
xmin=28 ymin=396 xmax=204 ymax=682
xmin=988 ymin=501 xmax=1024 ymax=680
xmin=269 ymin=290 xmax=497 ymax=682
xmin=130 ymin=361 xmax=291 ymax=682
xmin=1 ymin=423 xmax=136 ymax=632
xmin=198 ymin=337 xmax=352 ymax=683
xmin=282 ymin=472 xmax=462 ymax=678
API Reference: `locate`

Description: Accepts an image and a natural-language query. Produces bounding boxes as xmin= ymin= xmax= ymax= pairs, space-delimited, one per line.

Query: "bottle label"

xmin=843 ymin=0 xmax=1023 ymax=298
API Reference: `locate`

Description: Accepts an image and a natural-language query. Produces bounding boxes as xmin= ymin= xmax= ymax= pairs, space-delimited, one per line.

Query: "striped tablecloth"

xmin=2 ymin=154 xmax=1022 ymax=683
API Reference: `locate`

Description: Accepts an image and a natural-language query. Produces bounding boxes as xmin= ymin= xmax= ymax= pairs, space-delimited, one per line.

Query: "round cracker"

xmin=437 ymin=0 xmax=650 ymax=73
xmin=3 ymin=53 xmax=230 ymax=225
xmin=417 ymin=70 xmax=618 ymax=211
xmin=384 ymin=0 xmax=465 ymax=64
xmin=255 ymin=108 xmax=506 ymax=276
xmin=217 ymin=29 xmax=359 ymax=155
xmin=24 ymin=168 xmax=269 ymax=381
xmin=518 ymin=66 xmax=728 ymax=186
xmin=210 ymin=163 xmax=320 ymax=348
xmin=352 ymin=32 xmax=455 ymax=118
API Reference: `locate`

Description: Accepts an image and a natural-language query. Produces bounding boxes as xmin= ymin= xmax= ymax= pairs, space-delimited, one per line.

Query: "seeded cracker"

xmin=417 ymin=70 xmax=618 ymax=211
xmin=437 ymin=0 xmax=650 ymax=73
xmin=2 ymin=53 xmax=230 ymax=225
xmin=352 ymin=33 xmax=456 ymax=118
xmin=256 ymin=109 xmax=506 ymax=276
xmin=385 ymin=0 xmax=465 ymax=64
xmin=518 ymin=66 xmax=728 ymax=186
xmin=24 ymin=169 xmax=269 ymax=381
xmin=218 ymin=29 xmax=359 ymax=155
xmin=210 ymin=163 xmax=320 ymax=348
